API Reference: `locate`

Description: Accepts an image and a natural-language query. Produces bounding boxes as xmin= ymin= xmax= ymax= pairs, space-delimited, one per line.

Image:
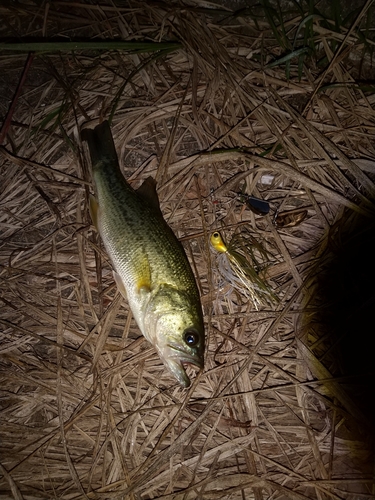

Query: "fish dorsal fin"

xmin=136 ymin=176 xmax=163 ymax=216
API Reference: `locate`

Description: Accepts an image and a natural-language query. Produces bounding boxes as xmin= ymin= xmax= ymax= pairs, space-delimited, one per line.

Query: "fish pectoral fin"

xmin=137 ymin=281 xmax=151 ymax=295
xmin=135 ymin=253 xmax=152 ymax=294
xmin=89 ymin=194 xmax=99 ymax=230
xmin=113 ymin=271 xmax=127 ymax=299
xmin=113 ymin=254 xmax=151 ymax=299
xmin=136 ymin=176 xmax=163 ymax=217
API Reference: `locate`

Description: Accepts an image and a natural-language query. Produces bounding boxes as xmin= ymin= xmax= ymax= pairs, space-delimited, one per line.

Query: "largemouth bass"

xmin=82 ymin=121 xmax=204 ymax=387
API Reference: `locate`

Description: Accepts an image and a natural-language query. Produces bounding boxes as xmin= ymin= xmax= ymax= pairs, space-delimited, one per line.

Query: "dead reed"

xmin=1 ymin=1 xmax=374 ymax=499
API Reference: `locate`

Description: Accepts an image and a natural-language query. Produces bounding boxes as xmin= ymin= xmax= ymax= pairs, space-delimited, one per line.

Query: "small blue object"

xmin=238 ymin=193 xmax=270 ymax=215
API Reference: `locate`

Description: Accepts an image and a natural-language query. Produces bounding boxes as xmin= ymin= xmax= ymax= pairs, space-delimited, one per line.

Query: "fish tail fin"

xmin=81 ymin=120 xmax=119 ymax=171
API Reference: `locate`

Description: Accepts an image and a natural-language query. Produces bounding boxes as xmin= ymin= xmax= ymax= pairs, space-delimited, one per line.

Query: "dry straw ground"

xmin=1 ymin=1 xmax=375 ymax=499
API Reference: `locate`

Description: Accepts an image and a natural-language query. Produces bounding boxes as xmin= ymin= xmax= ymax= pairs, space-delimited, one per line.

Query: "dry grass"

xmin=1 ymin=1 xmax=375 ymax=499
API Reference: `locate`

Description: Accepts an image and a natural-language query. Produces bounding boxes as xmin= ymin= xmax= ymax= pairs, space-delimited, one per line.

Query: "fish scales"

xmin=82 ymin=121 xmax=204 ymax=387
xmin=96 ymin=173 xmax=197 ymax=295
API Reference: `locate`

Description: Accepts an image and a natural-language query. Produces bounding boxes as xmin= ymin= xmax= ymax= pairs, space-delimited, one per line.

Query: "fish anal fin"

xmin=89 ymin=194 xmax=99 ymax=230
xmin=113 ymin=271 xmax=127 ymax=299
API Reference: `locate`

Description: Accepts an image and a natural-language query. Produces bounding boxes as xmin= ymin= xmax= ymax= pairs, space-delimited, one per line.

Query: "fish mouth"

xmin=161 ymin=344 xmax=203 ymax=388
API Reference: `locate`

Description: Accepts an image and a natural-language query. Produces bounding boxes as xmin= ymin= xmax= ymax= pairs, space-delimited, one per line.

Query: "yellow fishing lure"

xmin=210 ymin=231 xmax=277 ymax=309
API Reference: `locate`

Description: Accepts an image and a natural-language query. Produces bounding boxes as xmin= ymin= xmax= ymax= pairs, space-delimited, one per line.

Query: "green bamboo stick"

xmin=0 ymin=40 xmax=182 ymax=53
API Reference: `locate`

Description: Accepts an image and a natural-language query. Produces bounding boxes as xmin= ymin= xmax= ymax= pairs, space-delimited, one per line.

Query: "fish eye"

xmin=184 ymin=329 xmax=199 ymax=347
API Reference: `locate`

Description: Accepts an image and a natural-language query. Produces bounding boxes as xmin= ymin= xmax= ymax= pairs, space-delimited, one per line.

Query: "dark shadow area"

xmin=303 ymin=205 xmax=375 ymax=471
xmin=324 ymin=213 xmax=375 ymax=420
